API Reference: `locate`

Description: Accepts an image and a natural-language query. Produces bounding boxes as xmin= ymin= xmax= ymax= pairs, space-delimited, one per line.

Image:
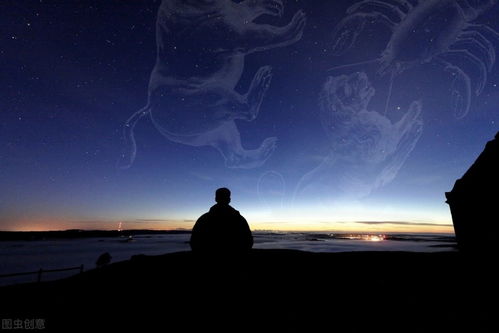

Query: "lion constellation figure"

xmin=118 ymin=0 xmax=306 ymax=169
xmin=294 ymin=72 xmax=423 ymax=203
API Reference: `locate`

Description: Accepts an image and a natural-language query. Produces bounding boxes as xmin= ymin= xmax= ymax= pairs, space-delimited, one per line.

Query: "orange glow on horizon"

xmin=0 ymin=217 xmax=455 ymax=234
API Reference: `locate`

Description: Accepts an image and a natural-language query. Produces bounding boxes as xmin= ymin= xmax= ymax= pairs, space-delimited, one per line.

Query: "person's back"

xmin=190 ymin=188 xmax=253 ymax=254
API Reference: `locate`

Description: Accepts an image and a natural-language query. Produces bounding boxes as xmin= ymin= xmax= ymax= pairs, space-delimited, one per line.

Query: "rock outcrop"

xmin=446 ymin=132 xmax=499 ymax=252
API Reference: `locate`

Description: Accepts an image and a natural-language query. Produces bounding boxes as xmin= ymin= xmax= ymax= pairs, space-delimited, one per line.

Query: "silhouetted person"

xmin=190 ymin=188 xmax=253 ymax=254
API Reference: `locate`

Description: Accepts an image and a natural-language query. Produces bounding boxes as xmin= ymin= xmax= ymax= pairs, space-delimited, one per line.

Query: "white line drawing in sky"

xmin=257 ymin=170 xmax=286 ymax=212
xmin=118 ymin=0 xmax=306 ymax=169
xmin=294 ymin=72 xmax=423 ymax=202
xmin=329 ymin=0 xmax=498 ymax=118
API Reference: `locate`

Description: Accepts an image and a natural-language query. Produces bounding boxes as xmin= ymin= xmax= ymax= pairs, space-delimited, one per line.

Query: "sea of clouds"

xmin=0 ymin=232 xmax=455 ymax=286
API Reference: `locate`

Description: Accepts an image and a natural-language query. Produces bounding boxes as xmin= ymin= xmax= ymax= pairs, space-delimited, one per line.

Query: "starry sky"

xmin=1 ymin=0 xmax=498 ymax=232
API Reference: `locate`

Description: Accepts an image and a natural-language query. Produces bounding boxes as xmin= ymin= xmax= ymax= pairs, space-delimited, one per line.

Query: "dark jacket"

xmin=190 ymin=204 xmax=253 ymax=253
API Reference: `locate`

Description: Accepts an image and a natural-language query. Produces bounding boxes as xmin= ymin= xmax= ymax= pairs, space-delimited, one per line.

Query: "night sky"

xmin=1 ymin=0 xmax=498 ymax=232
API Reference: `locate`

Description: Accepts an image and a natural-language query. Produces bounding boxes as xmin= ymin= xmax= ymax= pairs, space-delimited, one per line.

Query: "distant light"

xmin=337 ymin=234 xmax=386 ymax=242
xmin=367 ymin=235 xmax=384 ymax=242
xmin=361 ymin=234 xmax=385 ymax=242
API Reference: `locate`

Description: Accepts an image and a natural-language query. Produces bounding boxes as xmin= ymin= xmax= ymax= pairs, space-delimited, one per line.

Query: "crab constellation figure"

xmin=118 ymin=0 xmax=306 ymax=169
xmin=330 ymin=0 xmax=499 ymax=118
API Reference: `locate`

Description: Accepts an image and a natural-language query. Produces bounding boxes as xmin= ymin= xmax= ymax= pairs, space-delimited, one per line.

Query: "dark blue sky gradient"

xmin=1 ymin=0 xmax=498 ymax=231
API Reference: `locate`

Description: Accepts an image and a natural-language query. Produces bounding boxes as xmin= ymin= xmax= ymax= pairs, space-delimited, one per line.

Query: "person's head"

xmin=215 ymin=187 xmax=231 ymax=205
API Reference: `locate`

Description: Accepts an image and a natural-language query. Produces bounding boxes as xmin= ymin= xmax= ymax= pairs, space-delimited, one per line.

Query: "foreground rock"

xmin=446 ymin=132 xmax=499 ymax=253
xmin=0 ymin=250 xmax=496 ymax=332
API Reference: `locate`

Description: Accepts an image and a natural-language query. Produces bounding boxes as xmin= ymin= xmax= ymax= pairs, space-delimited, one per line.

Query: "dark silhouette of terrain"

xmin=0 ymin=250 xmax=496 ymax=332
xmin=190 ymin=188 xmax=253 ymax=254
xmin=446 ymin=131 xmax=499 ymax=252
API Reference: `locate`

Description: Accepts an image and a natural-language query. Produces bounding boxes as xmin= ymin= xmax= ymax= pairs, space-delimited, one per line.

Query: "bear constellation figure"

xmin=118 ymin=0 xmax=306 ymax=169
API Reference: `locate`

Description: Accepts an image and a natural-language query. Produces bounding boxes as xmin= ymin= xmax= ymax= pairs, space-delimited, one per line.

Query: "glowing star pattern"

xmin=330 ymin=0 xmax=498 ymax=118
xmin=295 ymin=72 xmax=423 ymax=202
xmin=118 ymin=0 xmax=306 ymax=170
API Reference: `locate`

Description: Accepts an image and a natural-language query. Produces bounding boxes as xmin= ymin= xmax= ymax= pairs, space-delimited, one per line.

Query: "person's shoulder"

xmin=228 ymin=205 xmax=243 ymax=216
xmin=229 ymin=205 xmax=239 ymax=213
xmin=195 ymin=212 xmax=211 ymax=224
xmin=229 ymin=207 xmax=248 ymax=221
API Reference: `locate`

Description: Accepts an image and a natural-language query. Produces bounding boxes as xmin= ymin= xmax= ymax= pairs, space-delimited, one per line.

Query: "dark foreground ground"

xmin=1 ymin=250 xmax=497 ymax=332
